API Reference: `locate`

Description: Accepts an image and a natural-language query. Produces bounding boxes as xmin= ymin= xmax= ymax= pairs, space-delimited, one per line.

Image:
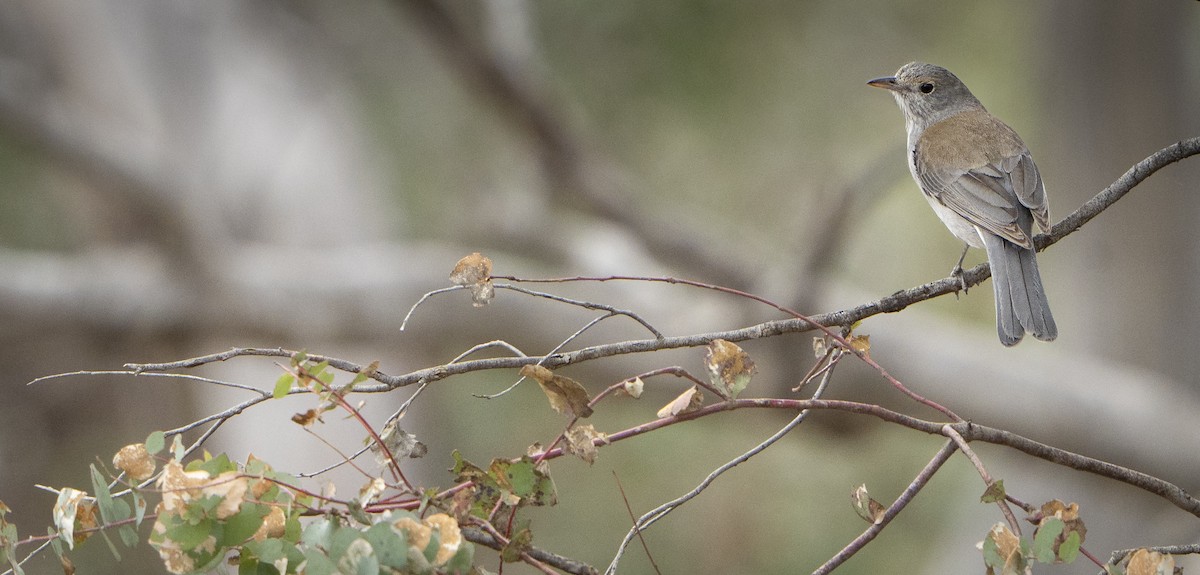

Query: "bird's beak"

xmin=867 ymin=76 xmax=899 ymax=91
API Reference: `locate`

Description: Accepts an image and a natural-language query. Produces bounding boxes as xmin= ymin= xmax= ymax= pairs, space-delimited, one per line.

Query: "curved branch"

xmin=463 ymin=527 xmax=598 ymax=575
xmin=116 ymin=138 xmax=1200 ymax=398
xmin=811 ymin=440 xmax=959 ymax=575
xmin=528 ymin=399 xmax=1200 ymax=519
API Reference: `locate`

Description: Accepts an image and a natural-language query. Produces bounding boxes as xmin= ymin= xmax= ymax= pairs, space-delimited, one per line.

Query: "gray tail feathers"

xmin=981 ymin=233 xmax=1057 ymax=346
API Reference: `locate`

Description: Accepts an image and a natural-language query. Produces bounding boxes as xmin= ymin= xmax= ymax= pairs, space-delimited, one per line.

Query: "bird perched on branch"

xmin=868 ymin=62 xmax=1056 ymax=346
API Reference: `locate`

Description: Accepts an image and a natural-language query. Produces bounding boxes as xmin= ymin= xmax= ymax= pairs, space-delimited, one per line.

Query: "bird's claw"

xmin=950 ymin=264 xmax=969 ymax=297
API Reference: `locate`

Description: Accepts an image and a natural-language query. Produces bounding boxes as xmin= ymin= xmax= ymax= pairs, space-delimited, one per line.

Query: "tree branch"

xmin=463 ymin=527 xmax=598 ymax=575
xmin=811 ymin=439 xmax=959 ymax=575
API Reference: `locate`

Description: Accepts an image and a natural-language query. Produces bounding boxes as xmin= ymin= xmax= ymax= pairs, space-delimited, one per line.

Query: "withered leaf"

xmin=1125 ymin=548 xmax=1175 ymax=575
xmin=291 ymin=409 xmax=321 ymax=427
xmin=656 ymin=385 xmax=704 ymax=418
xmin=981 ymin=522 xmax=1025 ymax=575
xmin=564 ymin=424 xmax=606 ymax=465
xmin=850 ymin=484 xmax=886 ymax=525
xmin=848 ymin=334 xmax=871 ymax=357
xmin=370 ymin=420 xmax=428 ymax=467
xmin=358 ymin=476 xmax=386 ymax=504
xmin=449 ymin=252 xmax=495 ymax=307
xmin=980 ymin=479 xmax=1006 ymax=503
xmin=520 ymin=364 xmax=593 ymax=418
xmin=1036 ymin=500 xmax=1087 ymax=561
xmin=622 ymin=377 xmax=644 ymax=398
xmin=704 ymin=339 xmax=756 ymax=399
xmin=500 ymin=521 xmax=533 ymax=563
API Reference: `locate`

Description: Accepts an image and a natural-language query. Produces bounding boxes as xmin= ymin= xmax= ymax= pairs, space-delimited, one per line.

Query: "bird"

xmin=868 ymin=62 xmax=1056 ymax=346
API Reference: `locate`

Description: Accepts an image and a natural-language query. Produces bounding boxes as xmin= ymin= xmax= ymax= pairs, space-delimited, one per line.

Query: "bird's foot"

xmin=950 ymin=264 xmax=969 ymax=297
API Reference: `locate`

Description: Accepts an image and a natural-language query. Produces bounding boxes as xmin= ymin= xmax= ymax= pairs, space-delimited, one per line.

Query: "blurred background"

xmin=2 ymin=1 xmax=1199 ymax=573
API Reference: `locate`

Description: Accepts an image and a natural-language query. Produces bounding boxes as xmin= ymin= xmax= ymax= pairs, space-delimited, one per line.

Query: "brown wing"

xmin=915 ymin=151 xmax=1048 ymax=249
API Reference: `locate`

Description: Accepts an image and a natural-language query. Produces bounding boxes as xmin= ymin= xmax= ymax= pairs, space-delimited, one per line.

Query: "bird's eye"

xmin=919 ymin=82 xmax=935 ymax=94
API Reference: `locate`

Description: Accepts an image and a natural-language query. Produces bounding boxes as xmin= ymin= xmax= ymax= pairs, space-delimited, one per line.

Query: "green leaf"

xmin=500 ymin=521 xmax=531 ymax=563
xmin=1032 ymin=518 xmax=1064 ymax=563
xmin=500 ymin=461 xmax=536 ymax=497
xmin=489 ymin=457 xmax=554 ymax=506
xmin=363 ymin=522 xmax=407 ymax=569
xmin=301 ymin=548 xmax=336 ymax=575
xmin=145 ymin=431 xmax=166 ymax=455
xmin=118 ymin=524 xmax=139 ymax=548
xmin=222 ymin=504 xmax=268 ymax=546
xmin=980 ymin=479 xmax=1006 ymax=503
xmin=132 ymin=491 xmax=148 ymax=527
xmin=283 ymin=513 xmax=303 ymax=543
xmin=273 ymin=374 xmax=295 ymax=399
xmin=309 ymin=361 xmax=333 ymax=388
xmin=89 ymin=465 xmax=119 ymax=524
xmin=1058 ymin=531 xmax=1082 ymax=563
xmin=97 ymin=528 xmax=121 ymax=560
xmin=301 ymin=517 xmax=336 ymax=548
xmin=112 ymin=498 xmax=131 ymax=523
xmin=347 ymin=500 xmax=371 ymax=526
xmin=237 ymin=556 xmax=260 ymax=575
xmin=253 ymin=537 xmax=287 ymax=564
xmin=47 ymin=526 xmax=62 ymax=558
xmin=291 ymin=350 xmax=308 ymax=367
xmin=188 ymin=452 xmax=237 ymax=476
xmin=329 ymin=525 xmax=365 ymax=560
xmin=166 ymin=518 xmax=214 ymax=551
xmin=443 ymin=541 xmax=475 ymax=575
xmin=171 ymin=434 xmax=186 ymax=460
xmin=981 ymin=533 xmax=1001 ymax=568
xmin=421 ymin=531 xmax=441 ymax=564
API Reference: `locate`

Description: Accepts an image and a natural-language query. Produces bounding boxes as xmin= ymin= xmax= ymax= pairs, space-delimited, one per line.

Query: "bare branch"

xmin=811 ymin=440 xmax=959 ymax=575
xmin=462 ymin=527 xmax=598 ymax=575
xmin=605 ymin=351 xmax=843 ymax=574
xmin=497 ymin=284 xmax=664 ymax=339
xmin=1100 ymin=544 xmax=1200 ymax=574
xmin=942 ymin=425 xmax=1022 ymax=535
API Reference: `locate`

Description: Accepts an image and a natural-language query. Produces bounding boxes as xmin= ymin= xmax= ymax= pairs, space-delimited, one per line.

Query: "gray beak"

xmin=867 ymin=76 xmax=899 ymax=91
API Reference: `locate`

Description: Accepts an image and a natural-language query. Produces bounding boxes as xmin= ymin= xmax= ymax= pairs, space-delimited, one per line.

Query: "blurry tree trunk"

xmin=1039 ymin=1 xmax=1200 ymax=381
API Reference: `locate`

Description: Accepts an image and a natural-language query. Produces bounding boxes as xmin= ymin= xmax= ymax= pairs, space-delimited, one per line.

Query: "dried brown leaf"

xmin=704 ymin=339 xmax=756 ymax=399
xmin=291 ymin=409 xmax=321 ymax=427
xmin=622 ymin=377 xmax=644 ymax=398
xmin=848 ymin=334 xmax=871 ymax=356
xmin=1126 ymin=549 xmax=1175 ymax=575
xmin=371 ymin=420 xmax=428 ymax=467
xmin=850 ymin=484 xmax=885 ymax=524
xmin=113 ymin=443 xmax=156 ymax=481
xmin=564 ymin=424 xmax=607 ymax=465
xmin=984 ymin=523 xmax=1025 ymax=575
xmin=520 ymin=365 xmax=593 ymax=418
xmin=449 ymin=252 xmax=495 ymax=307
xmin=656 ymin=385 xmax=704 ymax=418
xmin=1038 ymin=499 xmax=1087 ymax=547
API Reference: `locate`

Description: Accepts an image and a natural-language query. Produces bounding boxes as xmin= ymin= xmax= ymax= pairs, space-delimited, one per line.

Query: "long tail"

xmin=981 ymin=233 xmax=1057 ymax=346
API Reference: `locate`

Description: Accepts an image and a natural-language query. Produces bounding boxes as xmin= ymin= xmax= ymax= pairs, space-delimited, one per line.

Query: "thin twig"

xmin=448 ymin=340 xmax=528 ymax=364
xmin=461 ymin=527 xmax=598 ymax=575
xmin=399 ymin=285 xmax=462 ymax=331
xmin=472 ymin=521 xmax=560 ymax=575
xmin=611 ymin=471 xmax=662 ymax=575
xmin=28 ymin=370 xmax=269 ymax=396
xmin=474 ymin=313 xmax=608 ymax=399
xmin=942 ymin=425 xmax=1022 ymax=535
xmin=811 ymin=439 xmax=959 ymax=574
xmin=605 ymin=350 xmax=843 ymax=574
xmin=297 ymin=443 xmax=372 ymax=479
xmin=497 ymin=284 xmax=664 ymax=339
